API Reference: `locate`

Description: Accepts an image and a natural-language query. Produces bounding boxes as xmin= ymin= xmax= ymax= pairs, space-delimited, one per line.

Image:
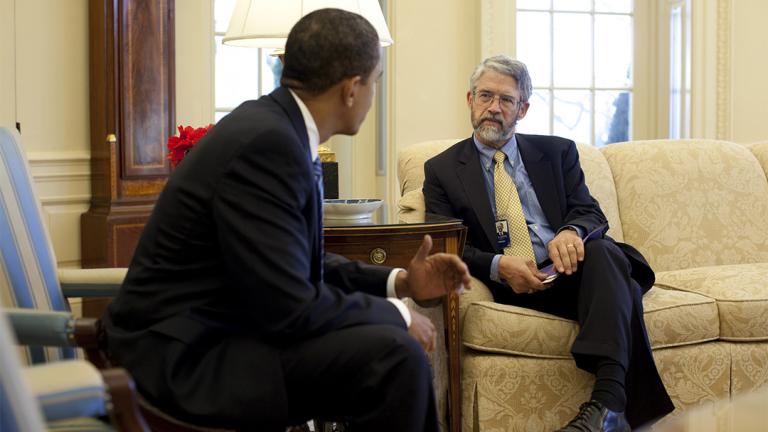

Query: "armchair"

xmin=0 ymin=308 xmax=148 ymax=431
xmin=0 ymin=127 xmax=126 ymax=365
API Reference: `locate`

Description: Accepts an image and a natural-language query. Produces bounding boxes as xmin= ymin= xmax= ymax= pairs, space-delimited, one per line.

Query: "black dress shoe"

xmin=556 ymin=400 xmax=630 ymax=432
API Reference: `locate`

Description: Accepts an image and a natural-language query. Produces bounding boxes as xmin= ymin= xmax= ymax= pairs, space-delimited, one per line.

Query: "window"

xmin=515 ymin=0 xmax=633 ymax=146
xmin=213 ymin=0 xmax=282 ymax=122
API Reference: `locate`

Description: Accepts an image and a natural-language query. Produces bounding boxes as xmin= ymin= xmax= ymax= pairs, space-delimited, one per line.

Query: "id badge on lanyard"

xmin=495 ymin=219 xmax=510 ymax=248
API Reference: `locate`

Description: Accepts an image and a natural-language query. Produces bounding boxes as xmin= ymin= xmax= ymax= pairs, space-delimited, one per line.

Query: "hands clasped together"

xmin=500 ymin=228 xmax=585 ymax=295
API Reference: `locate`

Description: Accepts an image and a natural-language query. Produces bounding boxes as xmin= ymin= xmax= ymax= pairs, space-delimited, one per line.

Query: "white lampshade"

xmin=223 ymin=0 xmax=393 ymax=48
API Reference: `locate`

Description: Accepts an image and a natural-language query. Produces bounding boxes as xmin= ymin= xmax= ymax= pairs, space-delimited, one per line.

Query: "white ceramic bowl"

xmin=323 ymin=199 xmax=383 ymax=220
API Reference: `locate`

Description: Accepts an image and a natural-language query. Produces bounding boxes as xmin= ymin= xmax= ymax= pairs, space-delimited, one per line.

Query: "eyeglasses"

xmin=473 ymin=91 xmax=520 ymax=111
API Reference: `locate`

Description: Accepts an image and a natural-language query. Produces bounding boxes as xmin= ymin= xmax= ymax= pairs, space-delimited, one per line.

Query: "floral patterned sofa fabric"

xmin=462 ymin=287 xmax=719 ymax=358
xmin=601 ymin=140 xmax=768 ymax=273
xmin=656 ymin=264 xmax=768 ymax=341
xmin=396 ymin=139 xmax=768 ymax=431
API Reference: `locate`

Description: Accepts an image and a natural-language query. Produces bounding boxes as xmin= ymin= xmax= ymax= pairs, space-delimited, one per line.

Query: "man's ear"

xmin=466 ymin=90 xmax=473 ymax=107
xmin=341 ymin=75 xmax=363 ymax=107
xmin=517 ymin=101 xmax=530 ymax=120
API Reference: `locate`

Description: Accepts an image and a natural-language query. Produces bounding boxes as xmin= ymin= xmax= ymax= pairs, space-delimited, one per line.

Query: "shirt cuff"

xmin=386 ymin=298 xmax=412 ymax=328
xmin=386 ymin=268 xmax=405 ymax=298
xmin=559 ymin=225 xmax=585 ymax=239
xmin=385 ymin=268 xmax=411 ymax=327
xmin=490 ymin=254 xmax=503 ymax=283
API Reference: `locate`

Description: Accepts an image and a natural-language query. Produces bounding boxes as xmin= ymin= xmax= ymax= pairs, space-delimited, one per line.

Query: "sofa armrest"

xmin=58 ymin=268 xmax=127 ymax=298
xmin=459 ymin=277 xmax=494 ymax=328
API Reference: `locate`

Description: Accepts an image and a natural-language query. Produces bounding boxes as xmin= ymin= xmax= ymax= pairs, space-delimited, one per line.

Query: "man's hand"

xmin=408 ymin=309 xmax=436 ymax=352
xmin=548 ymin=228 xmax=584 ymax=275
xmin=395 ymin=235 xmax=472 ymax=302
xmin=498 ymin=255 xmax=548 ymax=294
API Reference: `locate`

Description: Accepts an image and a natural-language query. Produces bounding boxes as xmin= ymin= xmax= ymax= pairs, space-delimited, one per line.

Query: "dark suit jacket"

xmin=103 ymin=87 xmax=405 ymax=425
xmin=423 ymin=134 xmax=655 ymax=292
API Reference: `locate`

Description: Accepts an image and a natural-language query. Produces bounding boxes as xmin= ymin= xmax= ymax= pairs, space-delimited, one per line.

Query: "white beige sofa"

xmin=398 ymin=139 xmax=768 ymax=431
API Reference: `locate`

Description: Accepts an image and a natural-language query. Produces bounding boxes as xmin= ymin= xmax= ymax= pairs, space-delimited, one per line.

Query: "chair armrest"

xmin=5 ymin=308 xmax=111 ymax=368
xmin=58 ymin=268 xmax=128 ymax=297
xmin=6 ymin=308 xmax=75 ymax=347
xmin=24 ymin=361 xmax=148 ymax=430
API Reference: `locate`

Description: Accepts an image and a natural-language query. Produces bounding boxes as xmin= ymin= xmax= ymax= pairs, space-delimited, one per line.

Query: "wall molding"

xmin=480 ymin=0 xmax=515 ymax=59
xmin=716 ymin=0 xmax=732 ymax=140
xmin=26 ymin=152 xmax=91 ymax=267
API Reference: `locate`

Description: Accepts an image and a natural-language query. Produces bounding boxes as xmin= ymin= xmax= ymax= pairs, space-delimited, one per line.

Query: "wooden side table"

xmin=324 ymin=211 xmax=466 ymax=432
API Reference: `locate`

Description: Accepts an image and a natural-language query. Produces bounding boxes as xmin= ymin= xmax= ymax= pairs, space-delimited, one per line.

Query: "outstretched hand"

xmin=395 ymin=235 xmax=472 ymax=302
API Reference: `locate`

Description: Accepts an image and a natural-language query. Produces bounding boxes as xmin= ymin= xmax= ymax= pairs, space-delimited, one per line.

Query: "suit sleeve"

xmin=213 ymin=129 xmax=404 ymax=343
xmin=560 ymin=140 xmax=608 ymax=234
xmin=423 ymin=159 xmax=496 ymax=279
xmin=323 ymin=252 xmax=392 ymax=296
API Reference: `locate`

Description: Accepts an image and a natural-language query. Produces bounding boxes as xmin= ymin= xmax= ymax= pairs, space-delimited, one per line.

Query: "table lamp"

xmin=222 ymin=0 xmax=393 ymax=199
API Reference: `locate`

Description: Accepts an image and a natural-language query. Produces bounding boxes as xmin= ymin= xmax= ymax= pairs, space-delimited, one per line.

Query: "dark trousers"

xmin=115 ymin=323 xmax=438 ymax=432
xmin=488 ymin=239 xmax=673 ymax=428
xmin=280 ymin=325 xmax=439 ymax=432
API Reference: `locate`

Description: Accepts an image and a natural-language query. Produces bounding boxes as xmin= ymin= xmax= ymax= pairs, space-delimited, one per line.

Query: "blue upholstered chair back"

xmin=0 ymin=309 xmax=48 ymax=431
xmin=0 ymin=127 xmax=74 ymax=363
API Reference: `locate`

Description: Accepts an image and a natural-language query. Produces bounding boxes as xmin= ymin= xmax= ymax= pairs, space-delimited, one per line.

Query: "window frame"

xmin=515 ymin=1 xmax=635 ymax=146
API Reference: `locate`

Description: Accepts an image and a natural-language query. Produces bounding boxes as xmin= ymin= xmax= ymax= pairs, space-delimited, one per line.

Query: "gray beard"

xmin=475 ymin=123 xmax=514 ymax=145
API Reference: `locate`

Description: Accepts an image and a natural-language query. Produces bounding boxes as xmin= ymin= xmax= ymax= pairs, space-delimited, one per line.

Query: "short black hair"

xmin=281 ymin=8 xmax=380 ymax=94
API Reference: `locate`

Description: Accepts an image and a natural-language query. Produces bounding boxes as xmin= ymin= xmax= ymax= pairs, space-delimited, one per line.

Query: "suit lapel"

xmin=456 ymin=138 xmax=499 ymax=251
xmin=269 ymin=87 xmax=322 ymax=283
xmin=517 ymin=134 xmax=563 ymax=227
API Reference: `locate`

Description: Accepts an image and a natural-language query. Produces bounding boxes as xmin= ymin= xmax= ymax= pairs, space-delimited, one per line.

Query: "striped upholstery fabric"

xmin=0 ymin=309 xmax=49 ymax=431
xmin=0 ymin=127 xmax=74 ymax=364
xmin=1 ymin=310 xmax=112 ymax=431
xmin=24 ymin=360 xmax=108 ymax=422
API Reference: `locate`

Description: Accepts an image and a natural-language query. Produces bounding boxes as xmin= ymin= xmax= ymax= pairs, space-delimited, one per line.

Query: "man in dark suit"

xmin=103 ymin=9 xmax=470 ymax=432
xmin=423 ymin=56 xmax=673 ymax=431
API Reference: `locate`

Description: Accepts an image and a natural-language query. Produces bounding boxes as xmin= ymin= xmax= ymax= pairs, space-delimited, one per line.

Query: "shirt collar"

xmin=288 ymin=89 xmax=320 ymax=161
xmin=473 ymin=133 xmax=519 ymax=169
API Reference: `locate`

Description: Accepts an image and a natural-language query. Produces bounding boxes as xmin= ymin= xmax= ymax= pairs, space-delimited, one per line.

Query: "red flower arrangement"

xmin=167 ymin=124 xmax=213 ymax=168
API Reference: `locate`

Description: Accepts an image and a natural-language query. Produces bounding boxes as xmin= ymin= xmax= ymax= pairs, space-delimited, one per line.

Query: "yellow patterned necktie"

xmin=493 ymin=150 xmax=536 ymax=262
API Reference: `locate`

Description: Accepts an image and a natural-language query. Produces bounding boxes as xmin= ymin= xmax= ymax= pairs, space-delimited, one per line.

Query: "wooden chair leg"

xmin=101 ymin=368 xmax=150 ymax=432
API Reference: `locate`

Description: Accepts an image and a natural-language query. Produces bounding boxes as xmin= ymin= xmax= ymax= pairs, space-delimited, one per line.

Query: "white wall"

xmin=12 ymin=0 xmax=91 ymax=268
xmin=3 ymin=0 xmax=768 ymax=268
xmin=175 ymin=0 xmax=214 ymax=127
xmin=385 ymin=0 xmax=479 ymax=203
xmin=730 ymin=0 xmax=768 ymax=142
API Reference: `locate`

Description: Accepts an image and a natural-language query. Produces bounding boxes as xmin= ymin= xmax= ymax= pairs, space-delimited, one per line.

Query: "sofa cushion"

xmin=462 ymin=287 xmax=719 ymax=357
xmin=656 ymin=264 xmax=768 ymax=341
xmin=602 ymin=140 xmax=768 ymax=272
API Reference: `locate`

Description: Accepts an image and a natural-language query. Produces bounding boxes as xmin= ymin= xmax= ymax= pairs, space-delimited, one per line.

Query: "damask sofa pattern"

xmin=398 ymin=138 xmax=768 ymax=431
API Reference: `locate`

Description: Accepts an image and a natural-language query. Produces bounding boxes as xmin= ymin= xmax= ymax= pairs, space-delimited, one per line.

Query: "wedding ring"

xmin=567 ymin=243 xmax=575 ymax=248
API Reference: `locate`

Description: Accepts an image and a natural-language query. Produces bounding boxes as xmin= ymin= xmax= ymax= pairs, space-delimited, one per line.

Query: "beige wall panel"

xmin=391 ymin=0 xmax=478 ymax=149
xmin=13 ymin=0 xmax=90 ymax=267
xmin=0 ymin=0 xmax=14 ymax=129
xmin=28 ymin=153 xmax=91 ymax=267
xmin=730 ymin=0 xmax=768 ymax=142
xmin=387 ymin=0 xmax=479 ymax=203
xmin=176 ymin=0 xmax=214 ymax=126
xmin=15 ymin=0 xmax=89 ymax=154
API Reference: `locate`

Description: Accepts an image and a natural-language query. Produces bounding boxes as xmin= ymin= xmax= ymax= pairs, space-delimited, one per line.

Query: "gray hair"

xmin=469 ymin=55 xmax=533 ymax=103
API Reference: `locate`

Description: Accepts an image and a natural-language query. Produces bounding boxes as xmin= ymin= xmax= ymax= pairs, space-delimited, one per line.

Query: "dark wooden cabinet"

xmin=82 ymin=0 xmax=175 ymax=269
xmin=324 ymin=213 xmax=467 ymax=432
